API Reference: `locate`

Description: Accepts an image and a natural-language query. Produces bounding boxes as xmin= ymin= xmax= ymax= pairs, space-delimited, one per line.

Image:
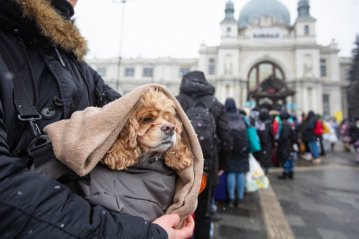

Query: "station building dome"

xmin=238 ymin=0 xmax=291 ymax=28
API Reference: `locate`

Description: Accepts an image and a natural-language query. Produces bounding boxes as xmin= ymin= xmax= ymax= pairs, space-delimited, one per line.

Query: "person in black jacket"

xmin=302 ymin=111 xmax=321 ymax=163
xmin=253 ymin=108 xmax=273 ymax=175
xmin=349 ymin=117 xmax=359 ymax=162
xmin=223 ymin=98 xmax=249 ymax=207
xmin=277 ymin=111 xmax=297 ymax=180
xmin=0 ymin=0 xmax=194 ymax=238
xmin=177 ymin=71 xmax=232 ymax=239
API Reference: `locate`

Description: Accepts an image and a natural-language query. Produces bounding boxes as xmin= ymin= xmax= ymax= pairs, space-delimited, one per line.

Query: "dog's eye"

xmin=141 ymin=116 xmax=153 ymax=123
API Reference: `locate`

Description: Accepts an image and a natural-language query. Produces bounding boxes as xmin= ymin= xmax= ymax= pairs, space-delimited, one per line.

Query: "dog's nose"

xmin=161 ymin=124 xmax=175 ymax=136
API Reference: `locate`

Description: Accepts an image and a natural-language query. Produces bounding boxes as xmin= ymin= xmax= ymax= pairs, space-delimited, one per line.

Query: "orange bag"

xmin=199 ymin=174 xmax=207 ymax=194
xmin=300 ymin=142 xmax=306 ymax=153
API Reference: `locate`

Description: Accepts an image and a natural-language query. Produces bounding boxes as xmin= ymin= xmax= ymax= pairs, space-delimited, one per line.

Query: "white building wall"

xmin=329 ymin=53 xmax=340 ymax=82
xmin=294 ymin=48 xmax=320 ymax=79
xmin=86 ymin=3 xmax=350 ymax=118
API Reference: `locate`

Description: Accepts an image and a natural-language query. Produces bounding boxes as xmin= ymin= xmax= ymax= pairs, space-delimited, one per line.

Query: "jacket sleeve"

xmin=176 ymin=94 xmax=191 ymax=111
xmin=0 ymin=67 xmax=167 ymax=239
xmin=79 ymin=61 xmax=121 ymax=107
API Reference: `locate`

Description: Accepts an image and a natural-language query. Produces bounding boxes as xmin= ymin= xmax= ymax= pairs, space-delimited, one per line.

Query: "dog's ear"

xmin=127 ymin=117 xmax=139 ymax=148
xmin=164 ymin=117 xmax=193 ymax=171
xmin=101 ymin=117 xmax=141 ymax=170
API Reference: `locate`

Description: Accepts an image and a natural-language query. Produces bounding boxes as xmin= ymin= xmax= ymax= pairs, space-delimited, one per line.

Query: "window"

xmin=323 ymin=94 xmax=330 ymax=117
xmin=143 ymin=67 xmax=153 ymax=77
xmin=96 ymin=67 xmax=107 ymax=77
xmin=226 ymin=27 xmax=231 ymax=33
xmin=320 ymin=59 xmax=327 ymax=77
xmin=258 ymin=63 xmax=273 ymax=81
xmin=304 ymin=25 xmax=309 ymax=35
xmin=247 ymin=61 xmax=285 ymax=91
xmin=345 ymin=68 xmax=351 ymax=81
xmin=124 ymin=67 xmax=135 ymax=77
xmin=208 ymin=58 xmax=216 ymax=75
xmin=179 ymin=67 xmax=190 ymax=77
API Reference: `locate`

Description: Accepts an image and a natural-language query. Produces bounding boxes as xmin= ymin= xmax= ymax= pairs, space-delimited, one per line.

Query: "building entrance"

xmin=248 ymin=75 xmax=295 ymax=111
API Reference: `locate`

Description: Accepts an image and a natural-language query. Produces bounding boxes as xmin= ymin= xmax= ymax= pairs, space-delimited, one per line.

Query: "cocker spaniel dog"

xmin=101 ymin=88 xmax=193 ymax=171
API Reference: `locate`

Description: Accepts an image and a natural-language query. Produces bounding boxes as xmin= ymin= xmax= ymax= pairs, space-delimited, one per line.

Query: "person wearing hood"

xmin=302 ymin=111 xmax=321 ymax=163
xmin=223 ymin=97 xmax=250 ymax=207
xmin=253 ymin=108 xmax=274 ymax=175
xmin=276 ymin=111 xmax=297 ymax=179
xmin=177 ymin=71 xmax=232 ymax=239
xmin=0 ymin=0 xmax=194 ymax=238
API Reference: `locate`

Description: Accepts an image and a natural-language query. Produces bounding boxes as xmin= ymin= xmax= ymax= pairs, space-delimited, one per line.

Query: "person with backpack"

xmin=177 ymin=71 xmax=232 ymax=239
xmin=302 ymin=111 xmax=321 ymax=164
xmin=253 ymin=108 xmax=274 ymax=175
xmin=0 ymin=0 xmax=194 ymax=238
xmin=223 ymin=97 xmax=250 ymax=207
xmin=277 ymin=111 xmax=297 ymax=180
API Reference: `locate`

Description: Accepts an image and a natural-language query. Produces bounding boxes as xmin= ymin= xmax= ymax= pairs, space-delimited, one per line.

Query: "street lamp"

xmin=112 ymin=0 xmax=128 ymax=91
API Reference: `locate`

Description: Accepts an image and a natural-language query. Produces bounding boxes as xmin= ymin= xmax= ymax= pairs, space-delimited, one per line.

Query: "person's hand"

xmin=153 ymin=214 xmax=194 ymax=239
xmin=217 ymin=169 xmax=224 ymax=176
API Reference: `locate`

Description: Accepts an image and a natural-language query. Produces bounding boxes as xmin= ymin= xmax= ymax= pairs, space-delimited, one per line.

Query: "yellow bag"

xmin=323 ymin=123 xmax=330 ymax=134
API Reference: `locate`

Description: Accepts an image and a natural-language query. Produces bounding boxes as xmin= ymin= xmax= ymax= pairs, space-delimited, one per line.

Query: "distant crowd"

xmin=176 ymin=70 xmax=359 ymax=239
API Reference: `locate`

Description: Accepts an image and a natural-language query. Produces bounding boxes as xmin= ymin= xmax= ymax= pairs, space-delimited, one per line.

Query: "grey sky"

xmin=74 ymin=0 xmax=359 ymax=59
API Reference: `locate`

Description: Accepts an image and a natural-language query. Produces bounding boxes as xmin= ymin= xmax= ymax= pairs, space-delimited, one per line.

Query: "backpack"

xmin=185 ymin=96 xmax=217 ymax=164
xmin=255 ymin=121 xmax=270 ymax=149
xmin=228 ymin=112 xmax=249 ymax=154
xmin=313 ymin=119 xmax=324 ymax=136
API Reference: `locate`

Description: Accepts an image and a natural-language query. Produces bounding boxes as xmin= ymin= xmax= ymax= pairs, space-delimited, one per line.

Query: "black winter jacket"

xmin=301 ymin=111 xmax=318 ymax=142
xmin=349 ymin=123 xmax=359 ymax=145
xmin=0 ymin=0 xmax=167 ymax=238
xmin=177 ymin=71 xmax=232 ymax=184
xmin=223 ymin=98 xmax=249 ymax=173
xmin=253 ymin=109 xmax=273 ymax=169
xmin=277 ymin=121 xmax=296 ymax=162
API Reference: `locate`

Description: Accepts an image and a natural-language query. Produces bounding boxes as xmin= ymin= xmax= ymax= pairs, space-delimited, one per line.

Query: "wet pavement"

xmin=212 ymin=148 xmax=359 ymax=239
xmin=213 ymin=193 xmax=266 ymax=239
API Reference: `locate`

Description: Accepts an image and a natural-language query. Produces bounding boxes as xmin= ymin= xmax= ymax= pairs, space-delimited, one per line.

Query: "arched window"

xmin=304 ymin=25 xmax=309 ymax=35
xmin=247 ymin=61 xmax=285 ymax=91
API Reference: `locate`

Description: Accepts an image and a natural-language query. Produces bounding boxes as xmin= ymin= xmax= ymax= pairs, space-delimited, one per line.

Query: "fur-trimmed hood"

xmin=0 ymin=0 xmax=87 ymax=59
xmin=44 ymin=83 xmax=204 ymax=220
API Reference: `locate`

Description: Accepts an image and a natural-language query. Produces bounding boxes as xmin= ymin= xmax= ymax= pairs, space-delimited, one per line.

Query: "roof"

xmin=238 ymin=0 xmax=291 ymax=28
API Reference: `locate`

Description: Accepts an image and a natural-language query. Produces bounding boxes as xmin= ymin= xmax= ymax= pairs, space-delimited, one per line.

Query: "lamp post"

xmin=113 ymin=0 xmax=128 ymax=91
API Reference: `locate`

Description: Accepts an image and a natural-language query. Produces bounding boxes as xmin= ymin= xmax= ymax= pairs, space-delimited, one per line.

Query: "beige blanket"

xmin=44 ymin=83 xmax=204 ymax=218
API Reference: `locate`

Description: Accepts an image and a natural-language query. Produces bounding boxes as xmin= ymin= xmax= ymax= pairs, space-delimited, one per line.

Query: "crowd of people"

xmin=179 ymin=71 xmax=359 ymax=238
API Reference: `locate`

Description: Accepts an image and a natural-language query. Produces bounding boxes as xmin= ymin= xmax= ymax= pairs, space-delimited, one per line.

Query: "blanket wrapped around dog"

xmin=43 ymin=83 xmax=204 ymax=222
